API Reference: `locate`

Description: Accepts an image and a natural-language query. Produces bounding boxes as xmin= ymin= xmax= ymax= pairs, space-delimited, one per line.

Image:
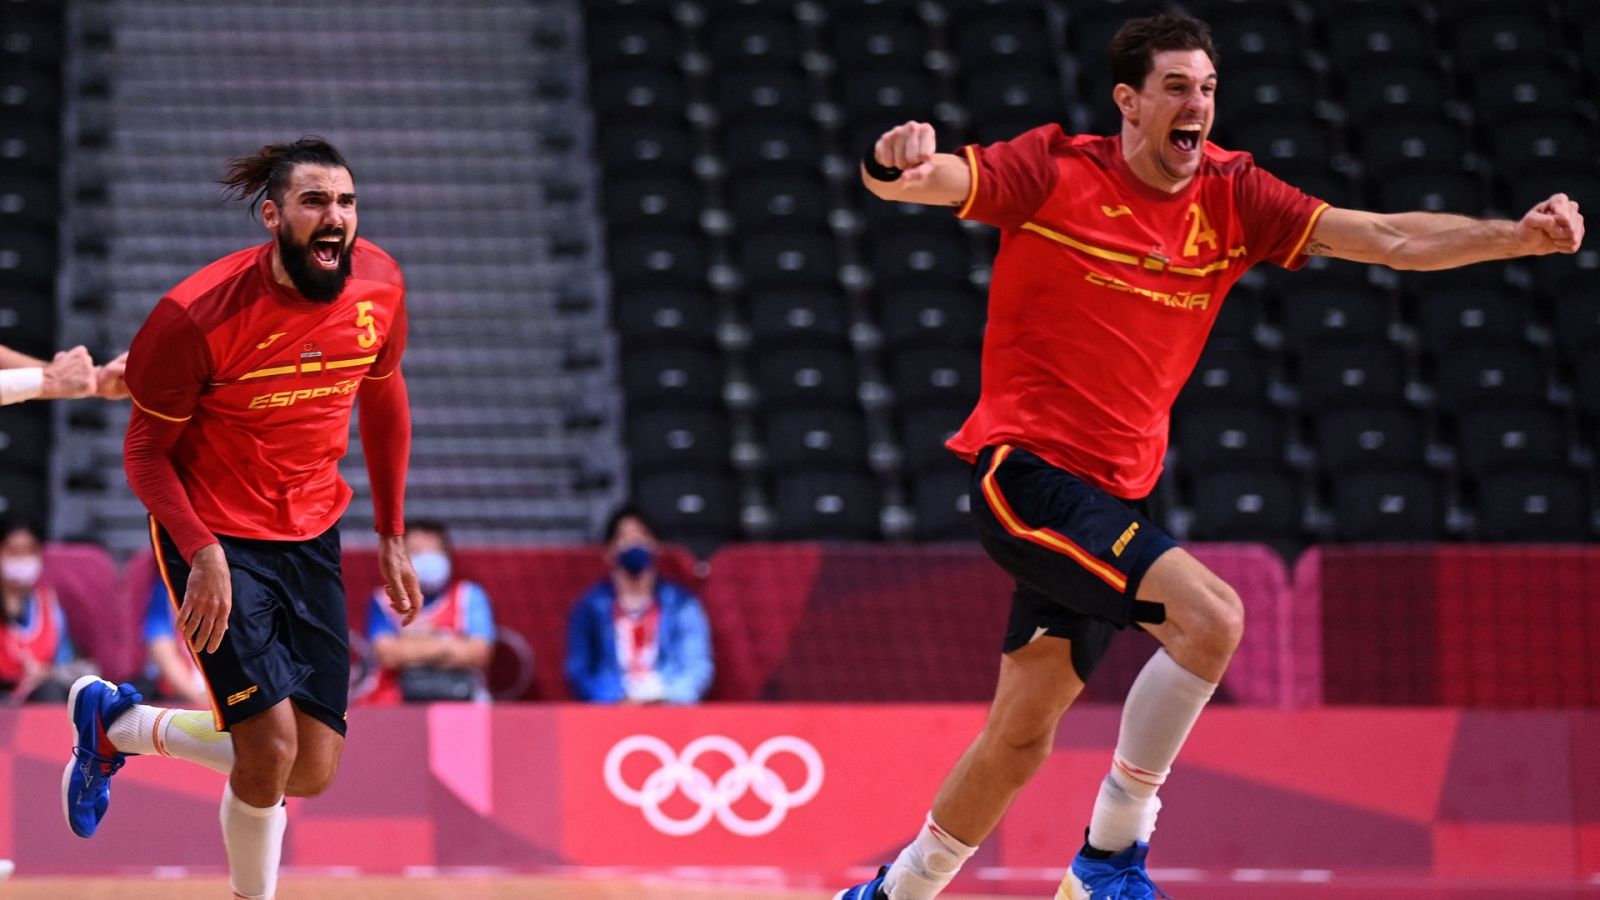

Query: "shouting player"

xmin=63 ymin=137 xmax=422 ymax=900
xmin=836 ymin=14 xmax=1583 ymax=900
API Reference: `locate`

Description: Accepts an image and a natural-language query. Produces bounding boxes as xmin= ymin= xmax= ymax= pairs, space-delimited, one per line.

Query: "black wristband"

xmin=862 ymin=148 xmax=903 ymax=182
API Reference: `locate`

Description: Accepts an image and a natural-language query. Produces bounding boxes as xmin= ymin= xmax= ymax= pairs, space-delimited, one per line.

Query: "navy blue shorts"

xmin=150 ymin=518 xmax=349 ymax=737
xmin=969 ymin=445 xmax=1177 ymax=679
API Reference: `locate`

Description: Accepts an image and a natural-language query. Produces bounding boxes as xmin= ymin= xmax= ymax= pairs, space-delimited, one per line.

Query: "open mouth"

xmin=1169 ymin=123 xmax=1203 ymax=154
xmin=311 ymin=235 xmax=343 ymax=269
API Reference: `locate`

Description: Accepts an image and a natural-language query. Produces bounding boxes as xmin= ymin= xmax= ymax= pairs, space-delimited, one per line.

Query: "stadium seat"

xmin=1187 ymin=469 xmax=1301 ymax=541
xmin=713 ymin=67 xmax=813 ymax=124
xmin=879 ymin=287 xmax=985 ymax=350
xmin=1430 ymin=343 xmax=1546 ymax=413
xmin=1377 ymin=172 xmax=1491 ymax=216
xmin=720 ymin=122 xmax=823 ymax=176
xmin=707 ymin=14 xmax=802 ymax=68
xmin=1178 ymin=339 xmax=1274 ymax=408
xmin=1502 ymin=171 xmax=1600 ymax=219
xmin=1324 ymin=10 xmax=1433 ymax=69
xmin=898 ymin=405 xmax=969 ymax=473
xmin=867 ymin=231 xmax=970 ymax=289
xmin=860 ymin=198 xmax=969 ymax=235
xmin=1229 ymin=117 xmax=1334 ymax=176
xmin=0 ymin=407 xmax=49 ymax=475
xmin=831 ymin=12 xmax=929 ymax=70
xmin=608 ymin=231 xmax=707 ymax=289
xmin=1455 ymin=407 xmax=1568 ymax=478
xmin=1223 ymin=65 xmax=1317 ymax=126
xmin=753 ymin=343 xmax=858 ymax=407
xmin=962 ymin=70 xmax=1066 ymax=125
xmin=1471 ymin=63 xmax=1577 ymax=124
xmin=1490 ymin=117 xmax=1595 ymax=177
xmin=1278 ymin=284 xmax=1391 ymax=353
xmin=1552 ymin=290 xmax=1600 ymax=361
xmin=585 ymin=14 xmax=682 ymax=69
xmin=620 ymin=345 xmax=723 ymax=408
xmin=763 ymin=406 xmax=870 ymax=471
xmin=1330 ymin=469 xmax=1444 ymax=541
xmin=1173 ymin=405 xmax=1286 ymax=472
xmin=737 ymin=232 xmax=838 ymax=289
xmin=728 ymin=174 xmax=829 ymax=233
xmin=889 ymin=345 xmax=981 ymax=410
xmin=911 ymin=465 xmax=976 ymax=541
xmin=1311 ymin=406 xmax=1427 ymax=472
xmin=1412 ymin=285 xmax=1528 ymax=353
xmin=1360 ymin=118 xmax=1469 ymax=180
xmin=1210 ymin=288 xmax=1264 ymax=342
xmin=1472 ymin=470 xmax=1591 ymax=541
xmin=771 ymin=469 xmax=882 ymax=540
xmin=747 ymin=287 xmax=849 ymax=346
xmin=612 ymin=288 xmax=717 ymax=349
xmin=591 ymin=67 xmax=687 ymax=121
xmin=0 ymin=471 xmax=45 ymax=520
xmin=1211 ymin=11 xmax=1305 ymax=68
xmin=1341 ymin=63 xmax=1448 ymax=128
xmin=1573 ymin=355 xmax=1600 ymax=419
xmin=626 ymin=407 xmax=731 ymax=472
xmin=634 ymin=468 xmax=740 ymax=546
xmin=841 ymin=68 xmax=940 ymax=123
xmin=597 ymin=120 xmax=694 ymax=174
xmin=950 ymin=4 xmax=1053 ymax=71
xmin=603 ymin=174 xmax=699 ymax=231
xmin=1453 ymin=15 xmax=1555 ymax=69
xmin=1294 ymin=343 xmax=1408 ymax=410
xmin=0 ymin=172 xmax=57 ymax=227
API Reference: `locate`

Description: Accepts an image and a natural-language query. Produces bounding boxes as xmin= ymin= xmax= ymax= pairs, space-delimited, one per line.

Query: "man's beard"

xmin=278 ymin=227 xmax=354 ymax=303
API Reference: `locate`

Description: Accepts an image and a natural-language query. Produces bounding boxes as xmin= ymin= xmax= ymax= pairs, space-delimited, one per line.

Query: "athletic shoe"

xmin=62 ymin=676 xmax=141 ymax=838
xmin=833 ymin=865 xmax=889 ymax=900
xmin=1058 ymin=841 xmax=1170 ymax=899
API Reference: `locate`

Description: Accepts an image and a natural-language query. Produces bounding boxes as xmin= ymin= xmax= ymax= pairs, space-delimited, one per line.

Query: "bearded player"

xmin=836 ymin=14 xmax=1583 ymax=900
xmin=62 ymin=137 xmax=422 ymax=900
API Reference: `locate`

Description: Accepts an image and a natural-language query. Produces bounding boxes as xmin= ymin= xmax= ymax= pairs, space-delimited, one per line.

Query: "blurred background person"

xmin=135 ymin=580 xmax=209 ymax=707
xmin=364 ymin=520 xmax=496 ymax=703
xmin=0 ymin=516 xmax=94 ymax=702
xmin=566 ymin=505 xmax=712 ymax=704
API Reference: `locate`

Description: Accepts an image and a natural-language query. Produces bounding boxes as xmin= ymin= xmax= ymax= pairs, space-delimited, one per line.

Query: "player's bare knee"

xmin=286 ymin=761 xmax=338 ymax=798
xmin=1189 ymin=580 xmax=1244 ymax=661
xmin=235 ymin=730 xmax=298 ymax=776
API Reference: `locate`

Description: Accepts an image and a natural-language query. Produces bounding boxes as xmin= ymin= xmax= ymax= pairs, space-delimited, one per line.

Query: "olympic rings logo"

xmin=603 ymin=734 xmax=825 ymax=837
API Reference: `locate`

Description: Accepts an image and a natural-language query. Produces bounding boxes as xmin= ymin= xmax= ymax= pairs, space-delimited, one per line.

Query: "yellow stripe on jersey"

xmin=956 ymin=146 xmax=981 ymax=220
xmin=1284 ymin=202 xmax=1332 ymax=266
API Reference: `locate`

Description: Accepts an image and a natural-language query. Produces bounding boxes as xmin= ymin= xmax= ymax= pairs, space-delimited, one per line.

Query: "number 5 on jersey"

xmin=355 ymin=300 xmax=377 ymax=349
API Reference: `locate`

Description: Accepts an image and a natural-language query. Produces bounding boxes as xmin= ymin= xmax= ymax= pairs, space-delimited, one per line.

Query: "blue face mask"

xmin=410 ymin=551 xmax=451 ymax=594
xmin=616 ymin=545 xmax=654 ymax=576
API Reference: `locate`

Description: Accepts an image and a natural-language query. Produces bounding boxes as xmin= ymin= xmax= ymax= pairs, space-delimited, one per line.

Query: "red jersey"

xmin=947 ymin=126 xmax=1327 ymax=497
xmin=124 ymin=239 xmax=409 ymax=552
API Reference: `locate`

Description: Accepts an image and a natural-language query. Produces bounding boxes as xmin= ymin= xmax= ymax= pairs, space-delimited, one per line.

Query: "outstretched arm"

xmin=1307 ymin=193 xmax=1584 ymax=270
xmin=860 ymin=121 xmax=973 ymax=207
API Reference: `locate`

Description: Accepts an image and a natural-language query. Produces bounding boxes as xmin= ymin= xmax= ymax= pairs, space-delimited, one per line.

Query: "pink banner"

xmin=5 ymin=704 xmax=1598 ymax=881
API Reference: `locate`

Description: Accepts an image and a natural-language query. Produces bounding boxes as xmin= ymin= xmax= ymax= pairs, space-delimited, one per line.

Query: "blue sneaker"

xmin=833 ymin=865 xmax=888 ymax=900
xmin=1059 ymin=841 xmax=1170 ymax=899
xmin=61 ymin=676 xmax=141 ymax=838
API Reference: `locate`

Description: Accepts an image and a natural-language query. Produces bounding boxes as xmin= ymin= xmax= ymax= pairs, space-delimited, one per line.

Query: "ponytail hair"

xmin=219 ymin=136 xmax=352 ymax=216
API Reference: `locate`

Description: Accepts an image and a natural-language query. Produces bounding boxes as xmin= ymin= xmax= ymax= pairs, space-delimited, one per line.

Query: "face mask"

xmin=616 ymin=545 xmax=654 ymax=576
xmin=410 ymin=551 xmax=451 ymax=594
xmin=2 ymin=555 xmax=42 ymax=589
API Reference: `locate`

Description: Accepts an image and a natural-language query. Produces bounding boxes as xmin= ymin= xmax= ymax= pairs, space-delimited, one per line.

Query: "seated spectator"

xmin=0 ymin=517 xmax=93 ymax=702
xmin=364 ymin=520 xmax=496 ymax=703
xmin=137 ymin=580 xmax=209 ymax=707
xmin=566 ymin=506 xmax=713 ymax=704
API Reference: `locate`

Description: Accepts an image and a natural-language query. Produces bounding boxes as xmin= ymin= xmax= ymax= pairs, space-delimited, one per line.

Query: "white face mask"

xmin=410 ymin=551 xmax=451 ymax=594
xmin=2 ymin=555 xmax=42 ymax=589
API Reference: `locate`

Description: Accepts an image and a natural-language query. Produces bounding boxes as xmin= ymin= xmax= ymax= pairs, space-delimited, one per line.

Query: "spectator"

xmin=137 ymin=580 xmax=210 ymax=707
xmin=364 ymin=520 xmax=496 ymax=703
xmin=0 ymin=517 xmax=92 ymax=702
xmin=566 ymin=506 xmax=713 ymax=704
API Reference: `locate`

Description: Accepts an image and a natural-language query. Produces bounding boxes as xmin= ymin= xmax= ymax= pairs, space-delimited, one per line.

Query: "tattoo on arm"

xmin=1304 ymin=239 xmax=1332 ymax=256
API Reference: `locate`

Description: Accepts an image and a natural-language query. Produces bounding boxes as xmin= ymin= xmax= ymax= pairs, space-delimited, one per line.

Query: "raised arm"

xmin=1306 ymin=193 xmax=1584 ymax=271
xmin=861 ymin=121 xmax=973 ymax=207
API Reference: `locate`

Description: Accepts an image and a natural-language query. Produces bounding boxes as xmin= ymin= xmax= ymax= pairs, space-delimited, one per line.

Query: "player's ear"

xmin=261 ymin=198 xmax=280 ymax=233
xmin=1113 ymin=83 xmax=1138 ymax=123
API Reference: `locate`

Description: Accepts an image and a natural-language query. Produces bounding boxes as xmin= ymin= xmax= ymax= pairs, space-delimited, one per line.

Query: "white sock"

xmin=1087 ymin=649 xmax=1216 ymax=853
xmin=220 ymin=782 xmax=286 ymax=900
xmin=109 ymin=705 xmax=235 ymax=776
xmin=884 ymin=813 xmax=978 ymax=899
